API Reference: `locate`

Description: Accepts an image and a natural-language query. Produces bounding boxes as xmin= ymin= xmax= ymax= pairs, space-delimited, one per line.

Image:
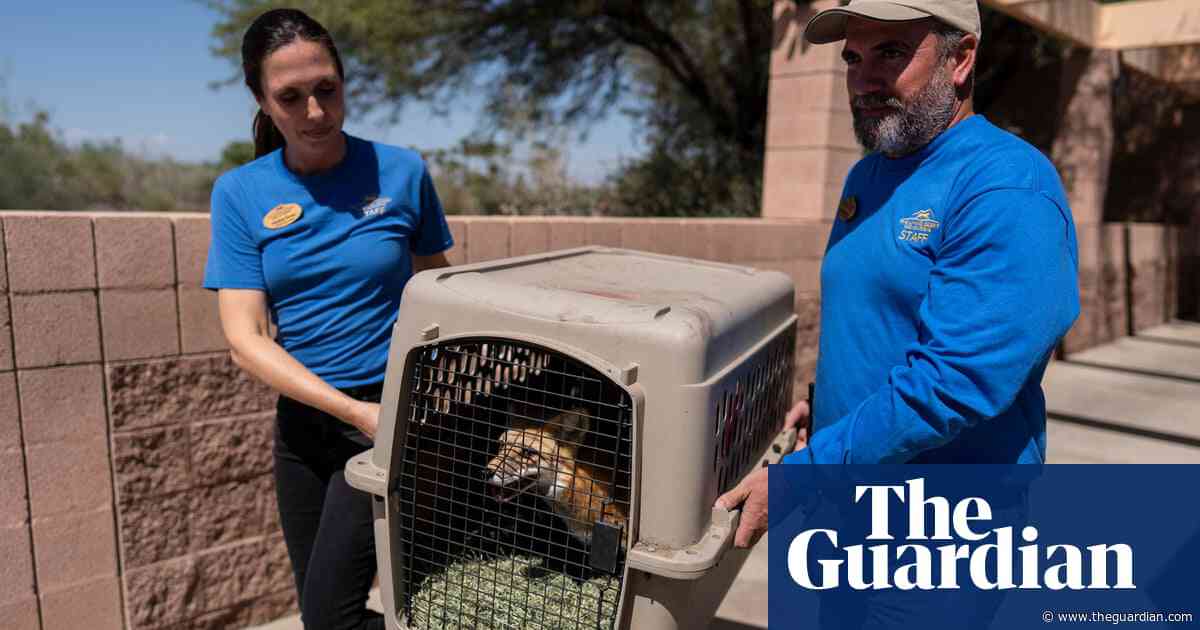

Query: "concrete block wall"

xmin=1065 ymin=222 xmax=1186 ymax=352
xmin=0 ymin=211 xmax=829 ymax=629
xmin=1067 ymin=223 xmax=1130 ymax=352
xmin=1129 ymin=223 xmax=1182 ymax=334
xmin=0 ymin=210 xmax=1183 ymax=628
xmin=3 ymin=213 xmax=123 ymax=630
xmin=0 ymin=212 xmax=286 ymax=630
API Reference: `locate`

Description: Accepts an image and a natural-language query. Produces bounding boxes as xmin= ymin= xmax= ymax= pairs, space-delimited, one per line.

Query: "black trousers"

xmin=274 ymin=384 xmax=386 ymax=630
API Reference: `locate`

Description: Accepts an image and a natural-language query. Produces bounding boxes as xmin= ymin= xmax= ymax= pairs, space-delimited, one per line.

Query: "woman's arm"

xmin=217 ymin=288 xmax=380 ymax=437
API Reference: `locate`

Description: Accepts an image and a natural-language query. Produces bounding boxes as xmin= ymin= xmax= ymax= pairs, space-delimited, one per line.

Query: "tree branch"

xmin=601 ymin=3 xmax=739 ymax=140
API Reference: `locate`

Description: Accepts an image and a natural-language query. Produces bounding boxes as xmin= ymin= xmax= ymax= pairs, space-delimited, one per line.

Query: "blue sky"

xmin=1 ymin=1 xmax=641 ymax=183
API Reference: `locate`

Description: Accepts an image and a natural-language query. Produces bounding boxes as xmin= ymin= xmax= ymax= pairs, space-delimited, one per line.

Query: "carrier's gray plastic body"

xmin=346 ymin=247 xmax=798 ymax=630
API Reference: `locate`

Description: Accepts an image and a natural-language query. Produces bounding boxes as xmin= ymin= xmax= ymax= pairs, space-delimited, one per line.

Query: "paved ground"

xmin=246 ymin=321 xmax=1200 ymax=629
xmin=1046 ymin=321 xmax=1200 ymax=464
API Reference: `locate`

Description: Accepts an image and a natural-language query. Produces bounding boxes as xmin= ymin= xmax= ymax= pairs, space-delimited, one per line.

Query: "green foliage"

xmin=0 ymin=112 xmax=218 ymax=212
xmin=207 ymin=0 xmax=776 ymax=216
xmin=424 ymin=138 xmax=612 ymax=215
xmin=218 ymin=139 xmax=256 ymax=171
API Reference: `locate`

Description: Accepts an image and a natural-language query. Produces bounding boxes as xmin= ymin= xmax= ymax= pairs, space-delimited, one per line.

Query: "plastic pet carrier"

xmin=346 ymin=247 xmax=798 ymax=630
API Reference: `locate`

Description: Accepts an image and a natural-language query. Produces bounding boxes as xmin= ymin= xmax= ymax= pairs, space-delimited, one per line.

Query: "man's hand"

xmin=715 ymin=466 xmax=769 ymax=548
xmin=713 ymin=398 xmax=813 ymax=548
xmin=784 ymin=399 xmax=812 ymax=452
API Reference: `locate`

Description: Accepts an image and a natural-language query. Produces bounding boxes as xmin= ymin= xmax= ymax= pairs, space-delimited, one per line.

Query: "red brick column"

xmin=1051 ymin=50 xmax=1127 ymax=352
xmin=762 ymin=0 xmax=858 ymax=221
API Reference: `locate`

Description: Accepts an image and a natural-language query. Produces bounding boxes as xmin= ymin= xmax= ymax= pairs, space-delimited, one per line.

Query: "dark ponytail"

xmin=252 ymin=109 xmax=286 ymax=159
xmin=241 ymin=8 xmax=344 ymax=158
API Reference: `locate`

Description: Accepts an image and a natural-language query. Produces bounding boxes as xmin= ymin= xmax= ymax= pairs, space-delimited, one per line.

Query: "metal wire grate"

xmin=396 ymin=338 xmax=633 ymax=630
xmin=713 ymin=328 xmax=795 ymax=495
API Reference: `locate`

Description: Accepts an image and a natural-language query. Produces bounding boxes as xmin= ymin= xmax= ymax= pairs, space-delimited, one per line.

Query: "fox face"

xmin=485 ymin=408 xmax=627 ymax=545
xmin=485 ymin=419 xmax=575 ymax=507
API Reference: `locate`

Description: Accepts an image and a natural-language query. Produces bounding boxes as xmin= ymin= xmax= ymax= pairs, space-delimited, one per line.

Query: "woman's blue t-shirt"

xmin=203 ymin=134 xmax=454 ymax=387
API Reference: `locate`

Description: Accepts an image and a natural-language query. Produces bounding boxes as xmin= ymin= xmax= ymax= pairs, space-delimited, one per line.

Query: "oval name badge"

xmin=837 ymin=196 xmax=857 ymax=222
xmin=263 ymin=203 xmax=303 ymax=229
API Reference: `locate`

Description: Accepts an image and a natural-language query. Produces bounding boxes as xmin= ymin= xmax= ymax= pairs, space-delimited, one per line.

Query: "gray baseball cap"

xmin=804 ymin=0 xmax=982 ymax=44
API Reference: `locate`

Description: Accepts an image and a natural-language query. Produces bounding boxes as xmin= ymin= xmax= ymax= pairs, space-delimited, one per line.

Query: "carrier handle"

xmin=627 ymin=506 xmax=742 ymax=580
xmin=627 ymin=426 xmax=796 ymax=580
xmin=345 ymin=448 xmax=387 ymax=497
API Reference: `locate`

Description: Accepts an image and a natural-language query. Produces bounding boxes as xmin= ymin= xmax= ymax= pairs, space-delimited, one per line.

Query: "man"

xmin=718 ymin=0 xmax=1078 ymax=548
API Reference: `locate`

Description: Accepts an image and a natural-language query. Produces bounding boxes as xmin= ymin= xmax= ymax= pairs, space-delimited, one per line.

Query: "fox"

xmin=485 ymin=407 xmax=627 ymax=545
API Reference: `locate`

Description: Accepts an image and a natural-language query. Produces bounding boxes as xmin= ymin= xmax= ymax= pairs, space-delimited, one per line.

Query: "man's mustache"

xmin=851 ymin=94 xmax=903 ymax=110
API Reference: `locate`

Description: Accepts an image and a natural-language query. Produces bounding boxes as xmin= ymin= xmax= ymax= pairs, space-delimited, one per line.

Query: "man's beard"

xmin=851 ymin=67 xmax=958 ymax=158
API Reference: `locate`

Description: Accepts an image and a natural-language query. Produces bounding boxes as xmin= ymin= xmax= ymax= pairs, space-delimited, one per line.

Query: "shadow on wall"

xmin=971 ymin=10 xmax=1199 ymax=329
xmin=709 ymin=619 xmax=767 ymax=630
xmin=985 ymin=33 xmax=1198 ymax=331
xmin=1180 ymin=222 xmax=1200 ymax=321
xmin=771 ymin=0 xmax=820 ymax=64
xmin=1108 ymin=64 xmax=1200 ymax=323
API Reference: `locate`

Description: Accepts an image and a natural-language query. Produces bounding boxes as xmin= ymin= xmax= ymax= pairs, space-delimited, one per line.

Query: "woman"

xmin=203 ymin=9 xmax=453 ymax=629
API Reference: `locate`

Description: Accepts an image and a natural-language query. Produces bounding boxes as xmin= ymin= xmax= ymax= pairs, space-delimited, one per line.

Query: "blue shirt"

xmin=203 ymin=134 xmax=454 ymax=387
xmin=784 ymin=115 xmax=1079 ymax=464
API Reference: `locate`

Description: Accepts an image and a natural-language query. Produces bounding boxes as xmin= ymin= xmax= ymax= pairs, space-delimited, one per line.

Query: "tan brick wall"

xmin=0 ymin=210 xmax=1183 ymax=627
xmin=2 ymin=213 xmax=121 ymax=630
xmin=1065 ymin=224 xmax=1125 ymax=352
xmin=0 ymin=210 xmax=832 ymax=629
xmin=1130 ymin=224 xmax=1185 ymax=333
xmin=0 ymin=212 xmax=286 ymax=630
xmin=1064 ymin=222 xmax=1187 ymax=353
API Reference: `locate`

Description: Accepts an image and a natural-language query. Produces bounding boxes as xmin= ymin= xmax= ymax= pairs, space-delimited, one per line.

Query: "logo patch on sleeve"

xmin=898 ymin=208 xmax=940 ymax=243
xmin=359 ymin=196 xmax=392 ymax=218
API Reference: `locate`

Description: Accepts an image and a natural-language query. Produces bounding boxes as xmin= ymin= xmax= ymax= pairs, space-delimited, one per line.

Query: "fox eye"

xmin=522 ymin=447 xmax=538 ymax=456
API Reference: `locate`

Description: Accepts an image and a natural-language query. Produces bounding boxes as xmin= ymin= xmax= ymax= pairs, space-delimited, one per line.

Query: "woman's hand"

xmin=219 ymin=289 xmax=383 ymax=435
xmin=345 ymin=400 xmax=382 ymax=440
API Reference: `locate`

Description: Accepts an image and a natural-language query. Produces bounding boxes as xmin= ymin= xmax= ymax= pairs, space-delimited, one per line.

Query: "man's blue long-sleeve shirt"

xmin=783 ymin=115 xmax=1079 ymax=465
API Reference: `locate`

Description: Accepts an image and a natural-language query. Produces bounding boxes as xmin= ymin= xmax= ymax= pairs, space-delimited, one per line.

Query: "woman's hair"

xmin=241 ymin=8 xmax=345 ymax=158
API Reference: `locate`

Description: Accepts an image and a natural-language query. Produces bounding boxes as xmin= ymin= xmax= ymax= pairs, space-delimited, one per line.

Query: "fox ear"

xmin=552 ymin=407 xmax=592 ymax=445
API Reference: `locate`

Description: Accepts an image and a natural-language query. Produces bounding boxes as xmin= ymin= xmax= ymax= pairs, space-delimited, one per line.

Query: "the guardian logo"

xmin=788 ymin=478 xmax=1135 ymax=591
